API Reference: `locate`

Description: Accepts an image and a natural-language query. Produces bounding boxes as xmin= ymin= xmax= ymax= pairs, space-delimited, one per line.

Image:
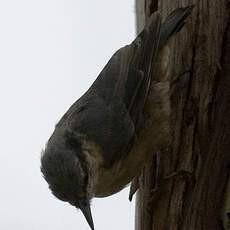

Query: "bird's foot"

xmin=171 ymin=69 xmax=191 ymax=95
xmin=171 ymin=69 xmax=191 ymax=84
xmin=164 ymin=169 xmax=193 ymax=181
xmin=129 ymin=175 xmax=140 ymax=201
xmin=148 ymin=169 xmax=193 ymax=205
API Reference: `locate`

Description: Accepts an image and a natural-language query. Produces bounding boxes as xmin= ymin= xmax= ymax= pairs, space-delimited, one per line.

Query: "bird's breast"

xmin=93 ymin=146 xmax=153 ymax=197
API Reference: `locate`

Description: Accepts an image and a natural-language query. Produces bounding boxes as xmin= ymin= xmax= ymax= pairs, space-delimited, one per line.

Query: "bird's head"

xmin=40 ymin=131 xmax=95 ymax=230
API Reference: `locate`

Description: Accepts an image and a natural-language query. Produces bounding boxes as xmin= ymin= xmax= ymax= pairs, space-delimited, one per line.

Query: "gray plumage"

xmin=41 ymin=6 xmax=193 ymax=230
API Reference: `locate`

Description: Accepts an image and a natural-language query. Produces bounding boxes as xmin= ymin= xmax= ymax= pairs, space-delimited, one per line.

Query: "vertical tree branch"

xmin=135 ymin=0 xmax=230 ymax=229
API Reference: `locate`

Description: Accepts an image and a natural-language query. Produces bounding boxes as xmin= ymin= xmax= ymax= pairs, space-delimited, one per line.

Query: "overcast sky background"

xmin=0 ymin=1 xmax=135 ymax=229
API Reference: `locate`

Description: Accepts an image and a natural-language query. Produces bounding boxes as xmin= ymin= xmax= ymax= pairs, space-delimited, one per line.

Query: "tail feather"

xmin=159 ymin=5 xmax=194 ymax=48
xmin=124 ymin=6 xmax=193 ymax=127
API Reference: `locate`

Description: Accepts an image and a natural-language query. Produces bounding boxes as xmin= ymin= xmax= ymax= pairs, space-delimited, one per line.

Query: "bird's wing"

xmin=61 ymin=94 xmax=135 ymax=167
xmin=90 ymin=6 xmax=193 ymax=132
xmin=123 ymin=13 xmax=162 ymax=129
xmin=90 ymin=12 xmax=162 ymax=131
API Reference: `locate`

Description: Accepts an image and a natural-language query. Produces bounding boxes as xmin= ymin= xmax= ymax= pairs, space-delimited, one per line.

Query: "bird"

xmin=41 ymin=6 xmax=193 ymax=230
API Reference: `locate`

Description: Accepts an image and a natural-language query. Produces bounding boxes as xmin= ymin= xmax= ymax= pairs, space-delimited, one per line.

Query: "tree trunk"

xmin=135 ymin=0 xmax=230 ymax=229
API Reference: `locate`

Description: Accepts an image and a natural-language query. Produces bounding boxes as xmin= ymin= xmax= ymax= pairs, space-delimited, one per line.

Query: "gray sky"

xmin=0 ymin=1 xmax=135 ymax=229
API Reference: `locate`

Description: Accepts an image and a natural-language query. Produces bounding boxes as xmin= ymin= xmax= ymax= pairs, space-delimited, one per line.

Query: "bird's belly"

xmin=94 ymin=80 xmax=171 ymax=197
xmin=94 ymin=149 xmax=152 ymax=197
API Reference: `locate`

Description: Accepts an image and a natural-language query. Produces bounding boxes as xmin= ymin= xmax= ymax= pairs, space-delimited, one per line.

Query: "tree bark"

xmin=135 ymin=0 xmax=230 ymax=229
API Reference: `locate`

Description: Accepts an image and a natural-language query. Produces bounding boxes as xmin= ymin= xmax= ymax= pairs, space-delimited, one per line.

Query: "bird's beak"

xmin=79 ymin=201 xmax=94 ymax=230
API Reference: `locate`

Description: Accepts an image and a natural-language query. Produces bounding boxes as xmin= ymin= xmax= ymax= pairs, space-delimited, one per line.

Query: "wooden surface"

xmin=135 ymin=0 xmax=230 ymax=229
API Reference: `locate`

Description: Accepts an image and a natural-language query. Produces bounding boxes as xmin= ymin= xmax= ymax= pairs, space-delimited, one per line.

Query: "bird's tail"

xmin=159 ymin=5 xmax=194 ymax=48
xmin=132 ymin=5 xmax=194 ymax=73
xmin=124 ymin=6 xmax=193 ymax=124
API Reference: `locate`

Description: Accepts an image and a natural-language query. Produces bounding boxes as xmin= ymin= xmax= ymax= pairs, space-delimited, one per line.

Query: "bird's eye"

xmin=64 ymin=130 xmax=82 ymax=150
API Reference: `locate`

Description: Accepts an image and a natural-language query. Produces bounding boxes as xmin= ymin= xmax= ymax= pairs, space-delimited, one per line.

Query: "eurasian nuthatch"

xmin=41 ymin=6 xmax=193 ymax=230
